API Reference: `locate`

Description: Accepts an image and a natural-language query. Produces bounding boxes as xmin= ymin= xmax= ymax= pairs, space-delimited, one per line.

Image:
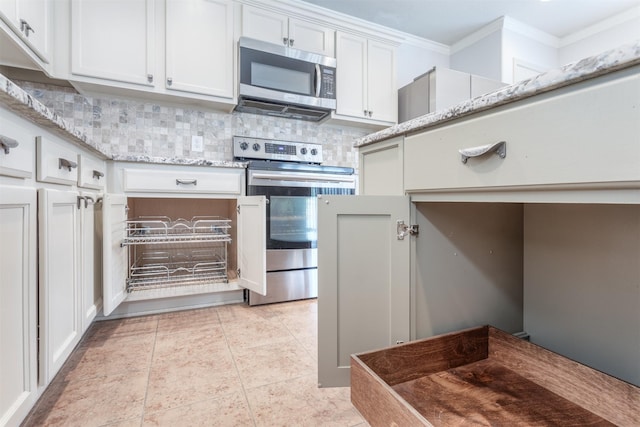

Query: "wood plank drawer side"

xmin=351 ymin=326 xmax=640 ymax=426
xmin=404 ymin=71 xmax=640 ymax=193
xmin=123 ymin=168 xmax=243 ymax=194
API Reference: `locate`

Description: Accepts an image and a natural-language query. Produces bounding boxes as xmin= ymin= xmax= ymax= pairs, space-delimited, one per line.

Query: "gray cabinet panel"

xmin=318 ymin=195 xmax=410 ymax=387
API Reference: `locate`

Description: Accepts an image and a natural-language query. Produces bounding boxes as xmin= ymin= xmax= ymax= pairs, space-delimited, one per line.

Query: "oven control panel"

xmin=233 ymin=136 xmax=323 ymax=163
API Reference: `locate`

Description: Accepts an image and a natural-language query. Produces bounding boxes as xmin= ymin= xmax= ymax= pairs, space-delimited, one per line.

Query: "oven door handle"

xmin=251 ymin=172 xmax=355 ymax=184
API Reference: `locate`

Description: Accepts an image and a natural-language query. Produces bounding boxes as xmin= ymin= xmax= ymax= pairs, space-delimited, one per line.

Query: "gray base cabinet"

xmin=337 ymin=65 xmax=640 ymax=388
xmin=317 ymin=197 xmax=524 ymax=387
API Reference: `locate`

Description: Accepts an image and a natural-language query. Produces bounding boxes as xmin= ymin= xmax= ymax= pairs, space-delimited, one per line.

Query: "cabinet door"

xmin=318 ymin=195 xmax=411 ymax=387
xmin=102 ymin=193 xmax=128 ymax=316
xmin=38 ymin=188 xmax=81 ymax=384
xmin=71 ymin=0 xmax=155 ymax=86
xmin=335 ymin=31 xmax=366 ymax=119
xmin=166 ymin=0 xmax=233 ymax=98
xmin=241 ymin=5 xmax=287 ymax=47
xmin=17 ymin=0 xmax=50 ymax=61
xmin=236 ymin=196 xmax=266 ymax=296
xmin=367 ymin=40 xmax=396 ymax=123
xmin=288 ymin=18 xmax=334 ymax=56
xmin=0 ymin=0 xmax=50 ymax=62
xmin=79 ymin=192 xmax=100 ymax=332
xmin=0 ymin=186 xmax=37 ymax=426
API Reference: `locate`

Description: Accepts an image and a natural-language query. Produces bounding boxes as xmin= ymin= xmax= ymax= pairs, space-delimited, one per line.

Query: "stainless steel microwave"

xmin=235 ymin=37 xmax=337 ymax=121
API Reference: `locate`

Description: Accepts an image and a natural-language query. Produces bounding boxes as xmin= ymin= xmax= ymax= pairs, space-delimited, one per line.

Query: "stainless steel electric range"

xmin=233 ymin=136 xmax=355 ymax=305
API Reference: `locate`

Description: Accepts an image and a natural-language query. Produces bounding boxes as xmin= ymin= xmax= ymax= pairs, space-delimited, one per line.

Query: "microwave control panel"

xmin=233 ymin=136 xmax=323 ymax=164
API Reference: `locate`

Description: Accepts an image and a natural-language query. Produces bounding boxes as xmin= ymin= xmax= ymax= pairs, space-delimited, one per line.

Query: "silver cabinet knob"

xmin=167 ymin=77 xmax=173 ymax=86
xmin=368 ymin=110 xmax=373 ymax=117
xmin=288 ymin=38 xmax=294 ymax=46
xmin=147 ymin=74 xmax=154 ymax=83
xmin=283 ymin=37 xmax=288 ymax=45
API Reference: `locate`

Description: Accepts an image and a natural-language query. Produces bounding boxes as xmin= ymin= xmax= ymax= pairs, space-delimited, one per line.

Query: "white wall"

xmin=559 ymin=6 xmax=640 ymax=65
xmin=502 ymin=26 xmax=558 ymax=84
xmin=396 ymin=36 xmax=450 ymax=88
xmin=450 ymin=27 xmax=502 ymax=82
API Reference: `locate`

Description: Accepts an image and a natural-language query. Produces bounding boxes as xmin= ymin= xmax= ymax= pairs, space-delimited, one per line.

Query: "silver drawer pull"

xmin=459 ymin=140 xmax=506 ymax=164
xmin=0 ymin=135 xmax=19 ymax=154
xmin=176 ymin=178 xmax=197 ymax=186
xmin=59 ymin=157 xmax=78 ymax=171
xmin=93 ymin=170 xmax=105 ymax=179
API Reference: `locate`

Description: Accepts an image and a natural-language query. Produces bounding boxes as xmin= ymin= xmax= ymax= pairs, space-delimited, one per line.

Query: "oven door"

xmin=246 ymin=165 xmax=355 ymax=250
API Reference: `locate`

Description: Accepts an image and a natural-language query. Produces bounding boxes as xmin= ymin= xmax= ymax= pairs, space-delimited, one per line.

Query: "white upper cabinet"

xmin=335 ymin=31 xmax=397 ymax=125
xmin=242 ymin=5 xmax=335 ymax=57
xmin=71 ymin=0 xmax=155 ymax=86
xmin=165 ymin=0 xmax=233 ymax=98
xmin=0 ymin=0 xmax=51 ymax=64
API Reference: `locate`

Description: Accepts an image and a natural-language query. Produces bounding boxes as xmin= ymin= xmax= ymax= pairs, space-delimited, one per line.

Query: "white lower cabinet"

xmin=0 ymin=186 xmax=37 ymax=427
xmin=38 ymin=188 xmax=81 ymax=385
xmin=101 ymin=164 xmax=267 ymax=317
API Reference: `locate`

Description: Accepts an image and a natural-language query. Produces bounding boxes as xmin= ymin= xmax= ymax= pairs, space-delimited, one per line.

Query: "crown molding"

xmin=502 ymin=16 xmax=559 ymax=48
xmin=450 ymin=16 xmax=505 ymax=54
xmin=398 ymin=33 xmax=450 ymax=55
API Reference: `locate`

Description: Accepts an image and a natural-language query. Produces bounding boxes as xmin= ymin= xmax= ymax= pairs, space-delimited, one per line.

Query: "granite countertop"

xmin=0 ymin=73 xmax=244 ymax=168
xmin=355 ymin=40 xmax=640 ymax=147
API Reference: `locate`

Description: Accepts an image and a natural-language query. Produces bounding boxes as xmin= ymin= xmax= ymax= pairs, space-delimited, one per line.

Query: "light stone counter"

xmin=0 ymin=73 xmax=245 ymax=168
xmin=355 ymin=40 xmax=640 ymax=147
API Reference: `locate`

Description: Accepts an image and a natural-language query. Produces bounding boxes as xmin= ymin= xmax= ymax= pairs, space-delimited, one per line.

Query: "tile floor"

xmin=23 ymin=299 xmax=368 ymax=426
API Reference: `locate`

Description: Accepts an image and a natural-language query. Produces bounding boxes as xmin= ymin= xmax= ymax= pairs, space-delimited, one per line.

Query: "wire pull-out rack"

xmin=122 ymin=216 xmax=231 ymax=292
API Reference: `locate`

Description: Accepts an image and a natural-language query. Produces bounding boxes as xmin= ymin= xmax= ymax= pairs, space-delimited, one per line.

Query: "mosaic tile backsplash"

xmin=15 ymin=80 xmax=368 ymax=169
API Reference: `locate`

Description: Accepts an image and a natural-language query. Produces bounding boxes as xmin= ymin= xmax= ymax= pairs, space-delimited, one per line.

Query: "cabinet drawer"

xmin=36 ymin=136 xmax=79 ymax=185
xmin=78 ymin=155 xmax=106 ymax=190
xmin=0 ymin=107 xmax=35 ymax=179
xmin=404 ymin=72 xmax=640 ymax=193
xmin=123 ymin=168 xmax=243 ymax=194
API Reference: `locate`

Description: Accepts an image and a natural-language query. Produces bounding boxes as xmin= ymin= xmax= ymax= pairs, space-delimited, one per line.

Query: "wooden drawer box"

xmin=404 ymin=71 xmax=640 ymax=194
xmin=351 ymin=326 xmax=639 ymax=426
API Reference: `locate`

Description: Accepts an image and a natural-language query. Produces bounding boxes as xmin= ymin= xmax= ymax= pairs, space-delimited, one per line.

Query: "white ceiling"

xmin=299 ymin=0 xmax=640 ymax=45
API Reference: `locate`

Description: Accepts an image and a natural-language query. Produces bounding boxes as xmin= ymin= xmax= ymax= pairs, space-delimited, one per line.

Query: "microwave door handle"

xmin=315 ymin=64 xmax=321 ymax=97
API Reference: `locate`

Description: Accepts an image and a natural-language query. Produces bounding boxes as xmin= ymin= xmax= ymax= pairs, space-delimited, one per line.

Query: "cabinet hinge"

xmin=237 ymin=269 xmax=241 ymax=278
xmin=236 ymin=205 xmax=240 ymax=214
xmin=396 ymin=220 xmax=419 ymax=240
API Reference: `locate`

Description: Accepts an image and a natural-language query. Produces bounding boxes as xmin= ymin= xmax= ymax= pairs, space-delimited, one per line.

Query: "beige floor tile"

xmin=86 ymin=315 xmax=159 ymax=342
xmin=222 ymin=317 xmax=295 ymax=351
xmin=24 ymin=299 xmax=370 ymax=427
xmin=142 ymin=391 xmax=253 ymax=427
xmin=215 ymin=302 xmax=280 ymax=324
xmin=144 ymin=343 xmax=243 ymax=412
xmin=295 ymin=333 xmax=319 ymax=360
xmin=155 ymin=306 xmax=221 ymax=336
xmin=152 ymin=324 xmax=228 ymax=363
xmin=245 ymin=374 xmax=365 ymax=427
xmin=24 ymin=371 xmax=148 ymax=427
xmin=58 ymin=333 xmax=156 ymax=382
xmin=279 ymin=310 xmax=317 ymax=339
xmin=233 ymin=338 xmax=317 ymax=389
